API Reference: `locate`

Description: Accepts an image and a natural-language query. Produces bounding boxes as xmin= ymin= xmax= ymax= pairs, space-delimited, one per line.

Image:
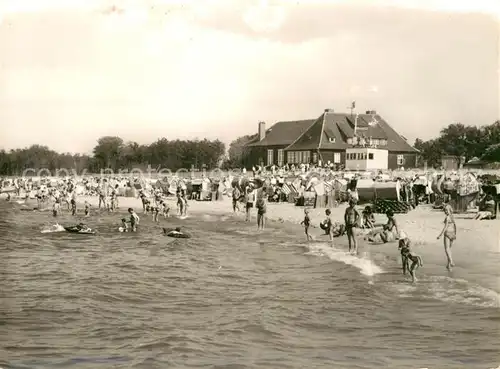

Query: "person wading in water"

xmin=344 ymin=199 xmax=361 ymax=254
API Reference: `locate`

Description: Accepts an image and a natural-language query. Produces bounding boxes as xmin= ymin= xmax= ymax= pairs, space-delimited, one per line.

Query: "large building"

xmin=244 ymin=109 xmax=419 ymax=170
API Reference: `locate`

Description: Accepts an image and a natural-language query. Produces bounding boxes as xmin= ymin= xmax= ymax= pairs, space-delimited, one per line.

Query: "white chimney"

xmin=258 ymin=121 xmax=266 ymax=141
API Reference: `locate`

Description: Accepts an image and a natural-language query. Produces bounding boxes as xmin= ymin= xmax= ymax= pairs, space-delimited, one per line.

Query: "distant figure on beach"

xmin=128 ymin=208 xmax=140 ymax=232
xmin=256 ymin=186 xmax=267 ymax=230
xmin=475 ymin=194 xmax=496 ymax=220
xmin=344 ymin=199 xmax=361 ymax=254
xmin=52 ymin=198 xmax=61 ymax=218
xmin=84 ymin=201 xmax=91 ymax=217
xmin=244 ymin=186 xmax=254 ymax=222
xmin=300 ymin=209 xmax=313 ymax=241
xmin=70 ymin=191 xmax=77 ymax=216
xmin=437 ymin=204 xmax=456 ymax=270
xmin=362 ymin=206 xmax=375 ymax=228
xmin=320 ymin=209 xmax=335 ymax=243
xmin=232 ymin=186 xmax=241 ymax=212
xmin=399 ymin=237 xmax=423 ymax=283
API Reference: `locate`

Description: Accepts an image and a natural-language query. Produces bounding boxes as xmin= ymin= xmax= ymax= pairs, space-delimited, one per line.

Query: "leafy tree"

xmin=92 ymin=136 xmax=124 ymax=171
xmin=223 ymin=134 xmax=257 ymax=168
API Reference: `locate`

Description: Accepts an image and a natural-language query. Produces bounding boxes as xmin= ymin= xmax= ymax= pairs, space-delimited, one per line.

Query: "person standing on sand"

xmin=344 ymin=199 xmax=361 ymax=254
xmin=244 ymin=186 xmax=254 ymax=222
xmin=232 ymin=186 xmax=241 ymax=212
xmin=437 ymin=204 xmax=456 ymax=270
xmin=300 ymin=208 xmax=313 ymax=241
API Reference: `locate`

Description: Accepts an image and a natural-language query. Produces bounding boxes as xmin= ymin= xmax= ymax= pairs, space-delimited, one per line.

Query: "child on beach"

xmin=119 ymin=218 xmax=128 ymax=232
xmin=437 ymin=204 xmax=456 ymax=270
xmin=128 ymin=208 xmax=140 ymax=232
xmin=321 ymin=209 xmax=334 ymax=243
xmin=398 ymin=237 xmax=423 ymax=283
xmin=84 ymin=201 xmax=91 ymax=217
xmin=300 ymin=209 xmax=313 ymax=241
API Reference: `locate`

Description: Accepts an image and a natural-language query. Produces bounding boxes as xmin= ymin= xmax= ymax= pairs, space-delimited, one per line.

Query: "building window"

xmin=302 ymin=151 xmax=311 ymax=163
xmin=277 ymin=149 xmax=284 ymax=166
xmin=373 ymin=139 xmax=380 ymax=146
xmin=368 ymin=153 xmax=374 ymax=160
xmin=287 ymin=151 xmax=294 ymax=164
xmin=397 ymin=154 xmax=405 ymax=166
xmin=334 ymin=152 xmax=341 ymax=163
xmin=380 ymin=139 xmax=387 ymax=146
xmin=267 ymin=149 xmax=274 ymax=166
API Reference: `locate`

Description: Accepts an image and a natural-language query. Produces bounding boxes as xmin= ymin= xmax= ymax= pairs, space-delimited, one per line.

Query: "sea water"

xmin=0 ymin=201 xmax=498 ymax=369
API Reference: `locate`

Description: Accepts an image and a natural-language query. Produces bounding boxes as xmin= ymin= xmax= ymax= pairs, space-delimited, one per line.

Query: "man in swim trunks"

xmin=256 ymin=187 xmax=267 ymax=230
xmin=344 ymin=199 xmax=361 ymax=254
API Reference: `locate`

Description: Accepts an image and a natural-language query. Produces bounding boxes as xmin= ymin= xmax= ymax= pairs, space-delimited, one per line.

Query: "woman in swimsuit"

xmin=437 ymin=204 xmax=456 ymax=270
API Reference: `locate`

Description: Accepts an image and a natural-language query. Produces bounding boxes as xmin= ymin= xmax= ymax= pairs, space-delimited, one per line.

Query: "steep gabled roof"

xmin=318 ymin=113 xmax=352 ymax=150
xmin=246 ymin=119 xmax=314 ymax=147
xmin=283 ymin=114 xmax=324 ymax=151
xmin=372 ymin=115 xmax=417 ymax=152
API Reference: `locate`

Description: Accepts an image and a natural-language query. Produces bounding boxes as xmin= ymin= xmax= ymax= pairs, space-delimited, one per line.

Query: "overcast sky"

xmin=0 ymin=0 xmax=498 ymax=154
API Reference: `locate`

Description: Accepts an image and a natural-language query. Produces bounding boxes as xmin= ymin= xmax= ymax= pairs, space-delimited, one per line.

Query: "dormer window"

xmin=329 ymin=137 xmax=335 ymax=143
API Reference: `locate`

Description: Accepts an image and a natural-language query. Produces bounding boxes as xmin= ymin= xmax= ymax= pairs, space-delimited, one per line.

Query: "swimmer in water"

xmin=398 ymin=238 xmax=423 ymax=283
xmin=437 ymin=204 xmax=456 ymax=270
xmin=344 ymin=199 xmax=361 ymax=254
xmin=300 ymin=208 xmax=313 ymax=241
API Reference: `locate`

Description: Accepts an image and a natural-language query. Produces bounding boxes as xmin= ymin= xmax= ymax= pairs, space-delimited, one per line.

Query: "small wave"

xmin=305 ymin=242 xmax=384 ymax=277
xmin=427 ymin=276 xmax=500 ymax=308
xmin=40 ymin=224 xmax=65 ymax=233
xmin=390 ymin=275 xmax=500 ymax=308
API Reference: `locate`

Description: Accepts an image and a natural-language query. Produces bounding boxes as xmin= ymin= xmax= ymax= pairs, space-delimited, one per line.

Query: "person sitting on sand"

xmin=367 ymin=210 xmax=399 ymax=243
xmin=6 ymin=193 xmax=11 ymax=201
xmin=362 ymin=206 xmax=375 ymax=229
xmin=344 ymin=199 xmax=361 ymax=254
xmin=398 ymin=237 xmax=423 ymax=283
xmin=437 ymin=204 xmax=456 ymax=271
xmin=300 ymin=208 xmax=313 ymax=241
xmin=475 ymin=194 xmax=496 ymax=220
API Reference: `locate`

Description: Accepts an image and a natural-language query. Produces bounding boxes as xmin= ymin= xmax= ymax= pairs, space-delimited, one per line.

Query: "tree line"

xmin=414 ymin=121 xmax=500 ymax=168
xmin=0 ymin=136 xmax=226 ymax=175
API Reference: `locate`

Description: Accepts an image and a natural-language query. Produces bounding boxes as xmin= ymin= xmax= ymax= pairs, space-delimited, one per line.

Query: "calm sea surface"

xmin=1 ymin=201 xmax=499 ymax=369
